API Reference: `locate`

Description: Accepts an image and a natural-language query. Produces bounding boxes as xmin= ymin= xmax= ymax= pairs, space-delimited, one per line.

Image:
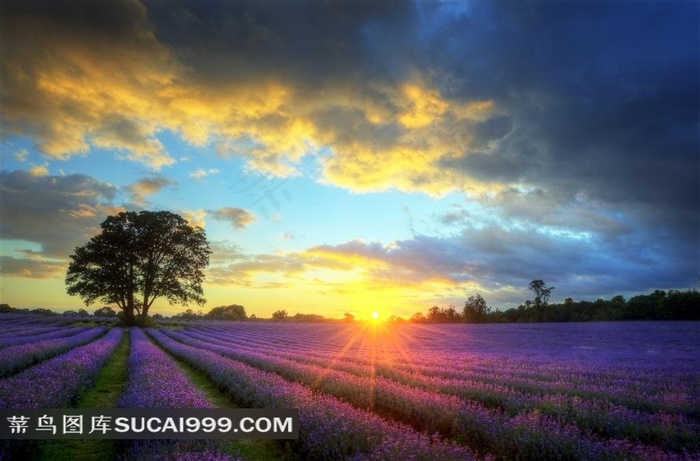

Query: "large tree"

xmin=66 ymin=211 xmax=211 ymax=325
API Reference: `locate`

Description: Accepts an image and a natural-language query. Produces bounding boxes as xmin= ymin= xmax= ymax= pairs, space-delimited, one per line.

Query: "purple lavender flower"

xmin=0 ymin=327 xmax=123 ymax=409
xmin=0 ymin=326 xmax=108 ymax=377
xmin=118 ymin=328 xmax=233 ymax=461
xmin=148 ymin=328 xmax=480 ymax=461
xmin=118 ymin=328 xmax=211 ymax=409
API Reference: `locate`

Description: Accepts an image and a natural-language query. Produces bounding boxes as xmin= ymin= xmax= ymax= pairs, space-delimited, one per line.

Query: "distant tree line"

xmin=501 ymin=289 xmax=700 ymax=323
xmin=4 ymin=280 xmax=698 ymax=323
xmin=0 ymin=304 xmax=117 ymax=317
xmin=171 ymin=304 xmax=249 ymax=321
xmin=270 ymin=309 xmax=337 ymax=322
xmin=407 ymin=281 xmax=700 ymax=323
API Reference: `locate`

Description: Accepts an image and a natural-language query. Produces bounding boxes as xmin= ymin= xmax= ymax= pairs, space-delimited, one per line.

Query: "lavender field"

xmin=1 ymin=315 xmax=698 ymax=460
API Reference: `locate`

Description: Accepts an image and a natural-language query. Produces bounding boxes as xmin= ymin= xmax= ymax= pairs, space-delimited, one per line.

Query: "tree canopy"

xmin=65 ymin=210 xmax=211 ymax=325
xmin=207 ymin=304 xmax=247 ymax=321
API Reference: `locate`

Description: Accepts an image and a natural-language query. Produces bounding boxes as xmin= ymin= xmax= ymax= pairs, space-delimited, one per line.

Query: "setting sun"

xmin=371 ymin=312 xmax=379 ymax=320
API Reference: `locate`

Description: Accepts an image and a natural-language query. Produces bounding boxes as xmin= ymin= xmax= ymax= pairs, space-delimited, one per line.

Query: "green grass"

xmin=30 ymin=328 xmax=296 ymax=460
xmin=158 ymin=335 xmax=298 ymax=461
xmin=67 ymin=321 xmax=101 ymax=327
xmin=33 ymin=328 xmax=131 ymax=461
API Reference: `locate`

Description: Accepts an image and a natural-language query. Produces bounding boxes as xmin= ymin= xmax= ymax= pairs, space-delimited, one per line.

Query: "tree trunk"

xmin=141 ymin=293 xmax=150 ymax=319
xmin=123 ymin=306 xmax=136 ymax=326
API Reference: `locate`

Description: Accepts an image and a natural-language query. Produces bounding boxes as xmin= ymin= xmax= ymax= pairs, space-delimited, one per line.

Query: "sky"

xmin=1 ymin=0 xmax=698 ymax=319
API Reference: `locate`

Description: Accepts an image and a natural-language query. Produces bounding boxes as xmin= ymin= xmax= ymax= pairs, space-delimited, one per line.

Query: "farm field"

xmin=0 ymin=315 xmax=698 ymax=461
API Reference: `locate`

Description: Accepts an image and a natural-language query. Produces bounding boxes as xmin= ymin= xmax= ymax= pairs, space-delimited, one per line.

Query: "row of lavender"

xmin=0 ymin=313 xmax=113 ymax=352
xmin=166 ymin=321 xmax=700 ymax=460
xmin=0 ymin=325 xmax=235 ymax=461
xmin=0 ymin=314 xmax=81 ymax=340
xmin=118 ymin=328 xmax=236 ymax=461
xmin=0 ymin=327 xmax=109 ymax=378
xmin=0 ymin=328 xmax=124 ymax=460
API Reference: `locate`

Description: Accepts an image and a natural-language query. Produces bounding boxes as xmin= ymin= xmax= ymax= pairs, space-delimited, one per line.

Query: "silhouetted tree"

xmin=66 ymin=211 xmax=211 ymax=326
xmin=463 ymin=293 xmax=489 ymax=323
xmin=528 ymin=280 xmax=554 ymax=308
xmin=427 ymin=306 xmax=441 ymax=322
xmin=207 ymin=304 xmax=247 ymax=320
xmin=94 ymin=306 xmax=117 ymax=317
xmin=387 ymin=315 xmax=405 ymax=323
xmin=410 ymin=312 xmax=426 ymax=323
xmin=527 ymin=279 xmax=554 ymax=321
xmin=272 ymin=309 xmax=288 ymax=321
xmin=292 ymin=313 xmax=326 ymax=322
xmin=445 ymin=305 xmax=461 ymax=322
xmin=173 ymin=308 xmax=204 ymax=320
xmin=422 ymin=305 xmax=462 ymax=323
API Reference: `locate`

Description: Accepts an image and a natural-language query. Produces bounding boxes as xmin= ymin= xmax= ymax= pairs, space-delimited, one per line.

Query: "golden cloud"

xmin=1 ymin=256 xmax=67 ymax=279
xmin=28 ymin=163 xmax=50 ymax=177
xmin=209 ymin=207 xmax=256 ymax=230
xmin=2 ymin=0 xmax=179 ymax=169
xmin=3 ymin=1 xmax=500 ymax=194
xmin=127 ymin=177 xmax=175 ymax=205
xmin=397 ymin=83 xmax=449 ymax=129
xmin=182 ymin=209 xmax=207 ymax=229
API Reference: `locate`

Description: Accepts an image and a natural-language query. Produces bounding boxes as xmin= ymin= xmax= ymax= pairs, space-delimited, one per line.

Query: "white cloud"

xmin=189 ymin=168 xmax=220 ymax=180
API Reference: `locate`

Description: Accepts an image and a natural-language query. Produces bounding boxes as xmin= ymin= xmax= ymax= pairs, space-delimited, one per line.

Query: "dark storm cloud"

xmin=441 ymin=1 xmax=699 ymax=222
xmin=431 ymin=1 xmax=699 ymax=289
xmin=143 ymin=0 xmax=418 ymax=86
xmin=0 ymin=170 xmax=121 ymax=258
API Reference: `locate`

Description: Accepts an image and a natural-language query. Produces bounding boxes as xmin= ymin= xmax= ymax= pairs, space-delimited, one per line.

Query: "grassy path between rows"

xmin=156 ymin=331 xmax=297 ymax=461
xmin=34 ymin=328 xmax=131 ymax=461
xmin=33 ymin=327 xmax=294 ymax=461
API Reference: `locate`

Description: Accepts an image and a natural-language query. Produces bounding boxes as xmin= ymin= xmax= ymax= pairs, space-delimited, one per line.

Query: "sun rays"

xmin=307 ymin=320 xmax=427 ymax=409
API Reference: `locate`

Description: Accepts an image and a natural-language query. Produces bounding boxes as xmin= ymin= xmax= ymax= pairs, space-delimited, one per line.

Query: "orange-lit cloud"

xmin=182 ymin=209 xmax=207 ymax=229
xmin=209 ymin=207 xmax=256 ymax=230
xmin=205 ymin=237 xmax=482 ymax=303
xmin=1 ymin=0 xmax=501 ymax=196
xmin=127 ymin=176 xmax=176 ymax=205
xmin=1 ymin=256 xmax=66 ymax=279
xmin=2 ymin=0 xmax=178 ymax=168
xmin=28 ymin=163 xmax=50 ymax=177
xmin=397 ymin=83 xmax=449 ymax=128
